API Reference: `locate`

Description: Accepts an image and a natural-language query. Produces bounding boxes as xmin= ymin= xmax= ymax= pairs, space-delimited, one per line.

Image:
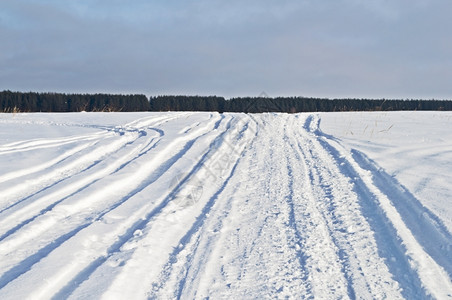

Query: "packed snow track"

xmin=0 ymin=112 xmax=451 ymax=299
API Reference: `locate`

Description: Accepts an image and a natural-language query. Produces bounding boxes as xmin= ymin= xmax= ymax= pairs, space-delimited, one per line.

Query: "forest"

xmin=0 ymin=91 xmax=150 ymax=112
xmin=2 ymin=91 xmax=452 ymax=113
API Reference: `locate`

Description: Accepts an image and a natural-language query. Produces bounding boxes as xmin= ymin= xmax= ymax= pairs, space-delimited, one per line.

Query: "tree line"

xmin=0 ymin=91 xmax=149 ymax=112
xmin=2 ymin=91 xmax=452 ymax=113
xmin=150 ymin=95 xmax=452 ymax=112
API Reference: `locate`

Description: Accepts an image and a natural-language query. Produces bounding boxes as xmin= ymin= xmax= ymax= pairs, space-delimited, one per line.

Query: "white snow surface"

xmin=0 ymin=111 xmax=451 ymax=299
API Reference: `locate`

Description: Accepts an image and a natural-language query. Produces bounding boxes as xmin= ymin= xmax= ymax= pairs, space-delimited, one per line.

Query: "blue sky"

xmin=1 ymin=0 xmax=451 ymax=99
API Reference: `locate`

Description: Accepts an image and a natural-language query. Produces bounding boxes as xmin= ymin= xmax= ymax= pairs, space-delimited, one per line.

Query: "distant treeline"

xmin=0 ymin=91 xmax=150 ymax=112
xmin=150 ymin=95 xmax=452 ymax=112
xmin=2 ymin=91 xmax=452 ymax=113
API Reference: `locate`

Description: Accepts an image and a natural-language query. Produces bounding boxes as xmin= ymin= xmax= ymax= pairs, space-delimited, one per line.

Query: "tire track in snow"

xmin=159 ymin=115 xmax=311 ymax=299
xmin=283 ymin=116 xmax=354 ymax=299
xmin=0 ymin=113 xmax=184 ymax=208
xmin=0 ymin=114 xmax=212 ymax=242
xmin=0 ymin=115 xmax=175 ymax=236
xmin=0 ymin=142 xmax=95 ymax=184
xmin=215 ymin=116 xmax=308 ymax=299
xmin=1 ymin=112 xmax=451 ymax=299
xmin=0 ymin=130 xmax=167 ymax=290
xmin=309 ymin=114 xmax=452 ymax=299
xmin=0 ymin=114 xmax=173 ymax=190
xmin=0 ymin=113 xmax=227 ymax=299
xmin=146 ymin=115 xmax=264 ymax=299
xmin=292 ymin=115 xmax=404 ymax=299
xmin=0 ymin=130 xmax=139 ymax=208
xmin=0 ymin=113 xmax=184 ymax=217
xmin=173 ymin=114 xmax=368 ymax=299
xmin=0 ymin=132 xmax=110 ymax=155
xmin=229 ymin=115 xmax=311 ymax=298
xmin=96 ymin=115 xmax=255 ymax=299
xmin=146 ymin=116 xmax=258 ymax=299
xmin=42 ymin=114 xmax=231 ymax=299
xmin=350 ymin=149 xmax=452 ymax=276
xmin=0 ymin=115 xmax=207 ymax=280
xmin=0 ymin=127 xmax=162 ymax=244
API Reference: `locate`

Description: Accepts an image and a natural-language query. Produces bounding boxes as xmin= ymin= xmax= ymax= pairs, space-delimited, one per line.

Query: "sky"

xmin=1 ymin=0 xmax=452 ymax=99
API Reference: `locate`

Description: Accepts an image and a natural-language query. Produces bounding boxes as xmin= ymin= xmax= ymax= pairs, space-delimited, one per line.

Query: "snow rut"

xmin=307 ymin=115 xmax=452 ymax=299
xmin=0 ymin=112 xmax=451 ymax=299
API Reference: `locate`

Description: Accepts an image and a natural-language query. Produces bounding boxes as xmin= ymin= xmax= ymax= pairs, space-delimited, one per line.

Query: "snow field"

xmin=0 ymin=111 xmax=451 ymax=299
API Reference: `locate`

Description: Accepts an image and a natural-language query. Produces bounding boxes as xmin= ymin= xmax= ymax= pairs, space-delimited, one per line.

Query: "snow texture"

xmin=0 ymin=112 xmax=451 ymax=299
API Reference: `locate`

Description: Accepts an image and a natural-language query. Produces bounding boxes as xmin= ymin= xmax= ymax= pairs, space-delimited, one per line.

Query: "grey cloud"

xmin=1 ymin=0 xmax=452 ymax=99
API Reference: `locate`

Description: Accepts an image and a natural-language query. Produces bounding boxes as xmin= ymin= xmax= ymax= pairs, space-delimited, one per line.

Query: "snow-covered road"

xmin=0 ymin=112 xmax=451 ymax=299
